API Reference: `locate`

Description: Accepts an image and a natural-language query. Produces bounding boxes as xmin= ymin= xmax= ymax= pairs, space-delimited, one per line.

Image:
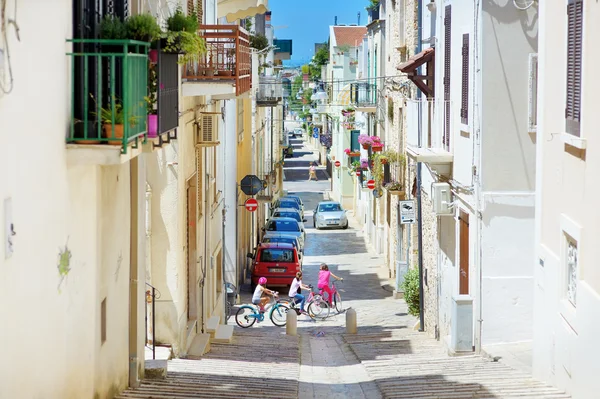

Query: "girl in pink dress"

xmin=317 ymin=263 xmax=343 ymax=305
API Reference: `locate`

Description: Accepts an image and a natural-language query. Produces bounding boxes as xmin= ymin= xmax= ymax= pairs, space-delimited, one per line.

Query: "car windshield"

xmin=284 ymin=197 xmax=302 ymax=206
xmin=274 ymin=212 xmax=301 ymax=222
xmin=319 ymin=203 xmax=342 ymax=212
xmin=267 ymin=220 xmax=300 ymax=232
xmin=279 ymin=201 xmax=299 ymax=210
xmin=263 ymin=237 xmax=297 ymax=248
xmin=259 ymin=248 xmax=295 ymax=262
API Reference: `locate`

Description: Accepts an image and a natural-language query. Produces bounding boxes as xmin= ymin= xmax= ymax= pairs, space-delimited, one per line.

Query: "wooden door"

xmin=459 ymin=211 xmax=469 ymax=295
xmin=187 ymin=176 xmax=197 ymax=320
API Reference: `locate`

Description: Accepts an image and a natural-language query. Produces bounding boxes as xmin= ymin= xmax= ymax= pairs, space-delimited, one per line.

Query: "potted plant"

xmin=126 ymin=13 xmax=162 ymax=43
xmin=382 ymin=149 xmax=406 ymax=165
xmin=95 ymin=97 xmax=139 ymax=145
xmin=145 ymin=63 xmax=158 ymax=138
xmin=358 ymin=134 xmax=372 ymax=149
xmin=162 ymin=5 xmax=206 ymax=65
xmin=344 ymin=148 xmax=351 ymax=155
xmin=384 ymin=181 xmax=405 ymax=197
xmin=378 ymin=155 xmax=389 ymax=164
xmin=360 ymin=158 xmax=369 ymax=169
xmin=371 ymin=136 xmax=384 ymax=152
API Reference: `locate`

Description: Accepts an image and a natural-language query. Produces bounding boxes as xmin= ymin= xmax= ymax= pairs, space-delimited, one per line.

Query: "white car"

xmin=313 ymin=201 xmax=349 ymax=230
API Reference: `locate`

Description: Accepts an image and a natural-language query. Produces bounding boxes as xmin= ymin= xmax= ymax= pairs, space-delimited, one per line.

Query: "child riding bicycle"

xmin=253 ymin=277 xmax=277 ymax=312
xmin=289 ymin=271 xmax=311 ymax=314
xmin=318 ymin=263 xmax=343 ymax=305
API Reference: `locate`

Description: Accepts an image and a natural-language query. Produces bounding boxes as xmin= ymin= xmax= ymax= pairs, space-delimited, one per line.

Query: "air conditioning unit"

xmin=196 ymin=114 xmax=219 ymax=147
xmin=432 ymin=182 xmax=453 ymax=216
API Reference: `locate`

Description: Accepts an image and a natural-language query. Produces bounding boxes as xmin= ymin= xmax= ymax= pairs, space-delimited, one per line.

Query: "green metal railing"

xmin=67 ymin=39 xmax=149 ymax=154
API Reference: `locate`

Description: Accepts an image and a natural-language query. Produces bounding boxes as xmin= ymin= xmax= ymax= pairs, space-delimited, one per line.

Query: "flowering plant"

xmin=344 ymin=148 xmax=351 ymax=155
xmin=357 ymin=134 xmax=372 ymax=145
xmin=360 ymin=158 xmax=369 ymax=169
xmin=371 ymin=136 xmax=382 ymax=144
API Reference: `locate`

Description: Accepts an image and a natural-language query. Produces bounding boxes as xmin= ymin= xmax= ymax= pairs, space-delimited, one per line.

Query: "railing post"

xmin=152 ymin=286 xmax=156 ymax=360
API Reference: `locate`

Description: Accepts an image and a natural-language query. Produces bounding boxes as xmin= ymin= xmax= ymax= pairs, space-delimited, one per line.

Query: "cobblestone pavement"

xmin=116 ymin=137 xmax=570 ymax=399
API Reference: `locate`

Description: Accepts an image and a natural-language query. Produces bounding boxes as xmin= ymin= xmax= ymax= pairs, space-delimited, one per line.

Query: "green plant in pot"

xmin=100 ymin=15 xmax=127 ymax=40
xmin=126 ymin=13 xmax=162 ymax=42
xmin=93 ymin=95 xmax=139 ymax=145
xmin=163 ymin=5 xmax=206 ymax=65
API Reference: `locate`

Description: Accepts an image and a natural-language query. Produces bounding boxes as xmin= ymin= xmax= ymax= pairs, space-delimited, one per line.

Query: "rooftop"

xmin=332 ymin=26 xmax=367 ymax=48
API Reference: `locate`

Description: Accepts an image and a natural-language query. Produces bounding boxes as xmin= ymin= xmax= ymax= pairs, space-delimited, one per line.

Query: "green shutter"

xmin=350 ymin=130 xmax=360 ymax=151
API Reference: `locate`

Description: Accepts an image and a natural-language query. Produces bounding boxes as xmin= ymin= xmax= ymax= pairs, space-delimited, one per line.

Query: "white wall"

xmin=224 ymin=99 xmax=237 ymax=285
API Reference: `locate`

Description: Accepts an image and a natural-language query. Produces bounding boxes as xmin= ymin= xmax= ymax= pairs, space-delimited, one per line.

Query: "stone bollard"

xmin=346 ymin=308 xmax=357 ymax=334
xmin=286 ymin=310 xmax=297 ymax=336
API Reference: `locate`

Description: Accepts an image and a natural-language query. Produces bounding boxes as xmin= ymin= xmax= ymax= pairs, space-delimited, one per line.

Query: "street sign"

xmin=244 ymin=198 xmax=259 ymax=212
xmin=240 ymin=175 xmax=263 ymax=196
xmin=313 ymin=127 xmax=319 ymax=134
xmin=400 ymin=200 xmax=416 ymax=224
xmin=334 ymin=160 xmax=341 ymax=167
xmin=367 ymin=180 xmax=375 ymax=190
xmin=373 ymin=187 xmax=383 ymax=199
xmin=355 ymin=170 xmax=361 ymax=176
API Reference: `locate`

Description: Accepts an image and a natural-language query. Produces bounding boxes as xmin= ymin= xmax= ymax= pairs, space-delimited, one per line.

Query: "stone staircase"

xmin=117 ymin=329 xmax=300 ymax=399
xmin=343 ymin=329 xmax=571 ymax=399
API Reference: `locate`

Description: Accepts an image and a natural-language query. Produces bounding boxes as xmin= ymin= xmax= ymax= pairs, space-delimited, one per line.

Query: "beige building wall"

xmin=0 ymin=1 xmax=147 ymax=398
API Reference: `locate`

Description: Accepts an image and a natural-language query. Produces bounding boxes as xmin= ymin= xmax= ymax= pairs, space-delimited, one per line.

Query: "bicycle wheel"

xmin=333 ymin=292 xmax=343 ymax=313
xmin=270 ymin=303 xmax=290 ymax=327
xmin=235 ymin=305 xmax=257 ymax=328
xmin=307 ymin=296 xmax=330 ymax=320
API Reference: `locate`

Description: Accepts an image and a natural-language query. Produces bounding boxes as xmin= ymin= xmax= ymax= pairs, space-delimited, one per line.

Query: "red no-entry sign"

xmin=245 ymin=198 xmax=258 ymax=212
xmin=334 ymin=160 xmax=341 ymax=167
xmin=367 ymin=179 xmax=376 ymax=190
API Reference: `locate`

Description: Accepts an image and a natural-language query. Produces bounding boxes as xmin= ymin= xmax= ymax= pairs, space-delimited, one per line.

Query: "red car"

xmin=249 ymin=243 xmax=301 ymax=290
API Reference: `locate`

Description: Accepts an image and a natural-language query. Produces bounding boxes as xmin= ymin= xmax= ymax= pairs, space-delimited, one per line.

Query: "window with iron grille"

xmin=565 ymin=0 xmax=583 ymax=137
xmin=237 ymin=99 xmax=244 ymax=143
xmin=461 ymin=34 xmax=469 ymax=125
xmin=443 ymin=5 xmax=452 ymax=150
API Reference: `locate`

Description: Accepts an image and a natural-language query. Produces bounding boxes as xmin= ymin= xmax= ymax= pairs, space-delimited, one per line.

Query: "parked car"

xmin=262 ymin=217 xmax=305 ymax=247
xmin=313 ymin=201 xmax=349 ymax=230
xmin=272 ymin=198 xmax=304 ymax=219
xmin=261 ymin=233 xmax=303 ymax=264
xmin=282 ymin=195 xmax=304 ymax=213
xmin=249 ymin=243 xmax=301 ymax=290
xmin=272 ymin=207 xmax=306 ymax=231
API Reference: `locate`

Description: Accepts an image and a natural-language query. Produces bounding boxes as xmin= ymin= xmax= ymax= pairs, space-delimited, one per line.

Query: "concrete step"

xmin=184 ymin=319 xmax=197 ymax=354
xmin=212 ymin=324 xmax=234 ymax=344
xmin=205 ymin=315 xmax=220 ymax=337
xmin=187 ymin=333 xmax=211 ymax=357
xmin=143 ymin=359 xmax=167 ymax=380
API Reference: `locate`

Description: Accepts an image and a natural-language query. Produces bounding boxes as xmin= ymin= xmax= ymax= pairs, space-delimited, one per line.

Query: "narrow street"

xmin=116 ymin=135 xmax=570 ymax=399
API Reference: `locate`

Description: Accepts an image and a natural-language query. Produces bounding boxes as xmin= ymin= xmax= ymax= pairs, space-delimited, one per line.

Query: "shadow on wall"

xmin=485 ymin=0 xmax=538 ymax=49
xmin=145 ymin=147 xmax=179 ymax=347
xmin=481 ymin=200 xmax=534 ymax=227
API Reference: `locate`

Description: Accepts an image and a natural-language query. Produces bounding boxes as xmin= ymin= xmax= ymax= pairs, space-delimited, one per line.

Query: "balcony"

xmin=67 ymin=39 xmax=149 ymax=158
xmin=256 ymin=76 xmax=283 ymax=106
xmin=182 ymin=25 xmax=251 ymax=99
xmin=350 ymin=82 xmax=377 ymax=113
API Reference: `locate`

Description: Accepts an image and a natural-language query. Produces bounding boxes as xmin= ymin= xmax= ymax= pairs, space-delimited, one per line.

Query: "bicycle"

xmin=320 ymin=280 xmax=343 ymax=314
xmin=279 ymin=285 xmax=330 ymax=320
xmin=235 ymin=292 xmax=290 ymax=328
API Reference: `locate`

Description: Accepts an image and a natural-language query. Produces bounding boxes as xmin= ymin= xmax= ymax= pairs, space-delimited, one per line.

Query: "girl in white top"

xmin=253 ymin=277 xmax=276 ymax=312
xmin=289 ymin=272 xmax=311 ymax=313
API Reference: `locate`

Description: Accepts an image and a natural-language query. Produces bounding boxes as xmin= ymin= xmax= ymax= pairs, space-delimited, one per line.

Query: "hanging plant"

xmin=358 ymin=134 xmax=372 ymax=149
xmin=360 ymin=157 xmax=369 ymax=169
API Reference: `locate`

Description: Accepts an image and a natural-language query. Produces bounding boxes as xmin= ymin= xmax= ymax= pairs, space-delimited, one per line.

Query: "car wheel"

xmin=342 ymin=224 xmax=349 ymax=230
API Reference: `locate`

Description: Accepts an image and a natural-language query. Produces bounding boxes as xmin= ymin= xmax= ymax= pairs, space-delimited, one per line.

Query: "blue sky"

xmin=268 ymin=0 xmax=369 ymax=65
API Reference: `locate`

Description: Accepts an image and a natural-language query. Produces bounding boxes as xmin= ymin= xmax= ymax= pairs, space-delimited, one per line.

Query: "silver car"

xmin=313 ymin=201 xmax=349 ymax=230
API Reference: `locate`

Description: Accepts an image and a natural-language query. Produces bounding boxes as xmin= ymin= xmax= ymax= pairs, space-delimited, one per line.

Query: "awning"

xmin=218 ymin=0 xmax=268 ymax=22
xmin=398 ymin=47 xmax=435 ymax=98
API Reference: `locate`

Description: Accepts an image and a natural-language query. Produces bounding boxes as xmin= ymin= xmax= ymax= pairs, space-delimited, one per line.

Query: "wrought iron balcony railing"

xmin=183 ymin=25 xmax=251 ymax=97
xmin=67 ymin=39 xmax=149 ymax=153
xmin=350 ymin=82 xmax=377 ymax=108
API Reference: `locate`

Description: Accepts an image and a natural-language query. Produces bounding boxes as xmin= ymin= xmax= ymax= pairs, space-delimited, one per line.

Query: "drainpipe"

xmin=416 ymin=0 xmax=425 ymax=332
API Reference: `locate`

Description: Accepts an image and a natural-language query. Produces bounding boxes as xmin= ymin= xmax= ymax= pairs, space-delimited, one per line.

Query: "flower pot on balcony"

xmin=362 ymin=143 xmax=370 ymax=150
xmin=217 ymin=70 xmax=233 ymax=76
xmin=102 ymin=123 xmax=124 ymax=145
xmin=380 ymin=158 xmax=388 ymax=164
xmin=73 ymin=120 xmax=101 ymax=144
xmin=372 ymin=144 xmax=383 ymax=152
xmin=389 ymin=190 xmax=406 ymax=199
xmin=147 ymin=114 xmax=158 ymax=138
xmin=348 ymin=151 xmax=361 ymax=157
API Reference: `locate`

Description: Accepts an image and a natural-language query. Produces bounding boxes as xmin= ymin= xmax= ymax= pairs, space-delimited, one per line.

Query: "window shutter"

xmin=383 ymin=163 xmax=391 ymax=184
xmin=566 ymin=0 xmax=583 ymax=136
xmin=461 ymin=34 xmax=469 ymax=125
xmin=444 ymin=5 xmax=452 ymax=149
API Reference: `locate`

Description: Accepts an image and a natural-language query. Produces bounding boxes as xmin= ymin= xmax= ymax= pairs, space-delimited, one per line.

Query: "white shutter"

xmin=528 ymin=53 xmax=538 ymax=134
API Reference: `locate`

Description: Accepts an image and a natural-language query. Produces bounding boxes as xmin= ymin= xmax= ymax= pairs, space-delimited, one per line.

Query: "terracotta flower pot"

xmin=362 ymin=143 xmax=370 ymax=150
xmin=372 ymin=144 xmax=383 ymax=152
xmin=381 ymin=158 xmax=388 ymax=164
xmin=102 ymin=123 xmax=124 ymax=145
xmin=148 ymin=114 xmax=158 ymax=138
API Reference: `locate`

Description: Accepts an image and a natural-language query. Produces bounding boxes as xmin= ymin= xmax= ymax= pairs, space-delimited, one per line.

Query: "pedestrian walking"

xmin=308 ymin=162 xmax=318 ymax=181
